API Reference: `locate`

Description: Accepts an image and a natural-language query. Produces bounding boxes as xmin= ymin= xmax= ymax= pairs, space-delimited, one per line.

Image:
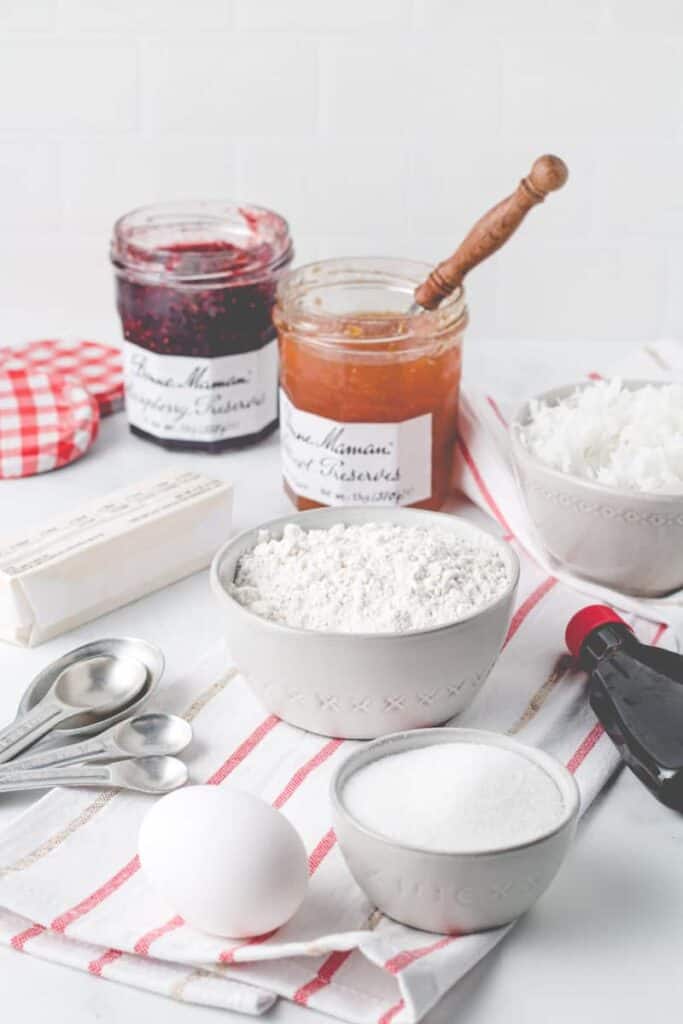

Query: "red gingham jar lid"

xmin=0 ymin=370 xmax=100 ymax=478
xmin=0 ymin=339 xmax=123 ymax=416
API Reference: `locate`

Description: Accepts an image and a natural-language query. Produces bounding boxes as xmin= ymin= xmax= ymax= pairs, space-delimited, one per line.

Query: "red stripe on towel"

xmin=293 ymin=949 xmax=355 ymax=1004
xmin=378 ymin=998 xmax=405 ymax=1024
xmin=292 ymin=925 xmax=460 ymax=1007
xmin=308 ymin=827 xmax=337 ymax=874
xmin=134 ymin=914 xmax=185 ymax=956
xmin=651 ymin=622 xmax=668 ymax=646
xmin=458 ymin=435 xmax=514 ymax=537
xmin=503 ymin=577 xmax=557 ymax=648
xmin=384 ymin=934 xmax=459 ymax=974
xmin=11 ymin=923 xmax=45 ymax=951
xmin=566 ymin=722 xmax=604 ymax=774
xmin=88 ymin=947 xmax=124 ymax=975
xmin=206 ymin=714 xmax=280 ymax=785
xmin=51 ymin=854 xmax=141 ymax=933
xmin=218 ymin=929 xmax=278 ymax=965
xmin=486 ymin=394 xmax=508 ymax=428
xmin=273 ymin=739 xmax=343 ymax=809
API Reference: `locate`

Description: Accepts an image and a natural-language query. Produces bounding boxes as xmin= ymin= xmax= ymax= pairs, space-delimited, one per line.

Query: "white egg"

xmin=139 ymin=785 xmax=308 ymax=938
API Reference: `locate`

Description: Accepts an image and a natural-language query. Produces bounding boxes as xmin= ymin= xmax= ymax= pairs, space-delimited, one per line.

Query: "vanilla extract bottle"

xmin=566 ymin=606 xmax=683 ymax=810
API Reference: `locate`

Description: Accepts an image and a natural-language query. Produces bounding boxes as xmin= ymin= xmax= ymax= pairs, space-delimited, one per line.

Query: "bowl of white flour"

xmin=511 ymin=378 xmax=683 ymax=596
xmin=331 ymin=728 xmax=579 ymax=933
xmin=211 ymin=508 xmax=519 ymax=738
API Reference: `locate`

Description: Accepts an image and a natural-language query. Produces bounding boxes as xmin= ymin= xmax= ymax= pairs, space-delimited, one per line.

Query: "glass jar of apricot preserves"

xmin=111 ymin=201 xmax=293 ymax=452
xmin=274 ymin=258 xmax=467 ymax=510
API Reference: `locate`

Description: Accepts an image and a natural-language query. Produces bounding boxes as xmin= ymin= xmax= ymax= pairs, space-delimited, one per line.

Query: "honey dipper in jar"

xmin=413 ymin=154 xmax=568 ymax=310
xmin=275 ymin=155 xmax=568 ymax=512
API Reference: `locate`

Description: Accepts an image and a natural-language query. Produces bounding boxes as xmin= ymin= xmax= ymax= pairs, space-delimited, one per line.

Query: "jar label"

xmin=122 ymin=340 xmax=278 ymax=443
xmin=280 ymin=390 xmax=432 ymax=506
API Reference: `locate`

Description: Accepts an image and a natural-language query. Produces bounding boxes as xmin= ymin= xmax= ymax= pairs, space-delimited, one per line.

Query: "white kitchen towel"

xmin=0 ymin=556 xmax=670 ymax=1022
xmin=0 ymin=339 xmax=677 ymax=1024
xmin=458 ymin=337 xmax=683 ymax=634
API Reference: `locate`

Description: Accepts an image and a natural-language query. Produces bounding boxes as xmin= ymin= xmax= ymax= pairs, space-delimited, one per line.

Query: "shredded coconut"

xmin=520 ymin=378 xmax=683 ymax=493
xmin=343 ymin=743 xmax=565 ymax=852
xmin=229 ymin=522 xmax=510 ymax=633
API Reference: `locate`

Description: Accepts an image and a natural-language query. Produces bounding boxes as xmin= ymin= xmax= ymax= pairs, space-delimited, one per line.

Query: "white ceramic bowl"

xmin=511 ymin=379 xmax=683 ymax=596
xmin=331 ymin=728 xmax=580 ymax=933
xmin=210 ymin=507 xmax=519 ymax=739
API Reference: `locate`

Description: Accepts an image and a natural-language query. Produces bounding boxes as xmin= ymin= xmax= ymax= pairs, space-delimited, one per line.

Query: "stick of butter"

xmin=0 ymin=470 xmax=233 ymax=647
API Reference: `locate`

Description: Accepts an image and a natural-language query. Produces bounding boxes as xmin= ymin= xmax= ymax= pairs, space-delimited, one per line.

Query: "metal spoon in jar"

xmin=0 ymin=755 xmax=188 ymax=795
xmin=0 ymin=713 xmax=192 ymax=773
xmin=0 ymin=656 xmax=148 ymax=764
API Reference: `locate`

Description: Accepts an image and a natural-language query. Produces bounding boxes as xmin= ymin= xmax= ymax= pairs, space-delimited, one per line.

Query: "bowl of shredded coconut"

xmin=211 ymin=508 xmax=519 ymax=738
xmin=511 ymin=378 xmax=683 ymax=595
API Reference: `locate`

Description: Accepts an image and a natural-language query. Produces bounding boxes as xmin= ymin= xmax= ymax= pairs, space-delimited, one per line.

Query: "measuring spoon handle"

xmin=0 ymin=700 xmax=67 ymax=764
xmin=0 ymin=762 xmax=115 ymax=792
xmin=0 ymin=734 xmax=112 ymax=772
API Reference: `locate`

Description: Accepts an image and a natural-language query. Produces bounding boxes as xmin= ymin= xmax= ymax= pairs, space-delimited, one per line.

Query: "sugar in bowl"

xmin=332 ymin=728 xmax=580 ymax=933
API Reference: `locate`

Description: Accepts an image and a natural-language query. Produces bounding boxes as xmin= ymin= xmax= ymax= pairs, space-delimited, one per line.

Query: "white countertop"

xmin=0 ymin=338 xmax=681 ymax=1022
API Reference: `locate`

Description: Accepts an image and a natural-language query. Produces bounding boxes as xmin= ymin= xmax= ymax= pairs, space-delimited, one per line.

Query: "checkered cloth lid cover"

xmin=0 ymin=370 xmax=100 ymax=479
xmin=0 ymin=340 xmax=123 ymax=416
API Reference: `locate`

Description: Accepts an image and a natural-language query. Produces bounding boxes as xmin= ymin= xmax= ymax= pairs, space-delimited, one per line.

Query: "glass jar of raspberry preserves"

xmin=111 ymin=201 xmax=293 ymax=452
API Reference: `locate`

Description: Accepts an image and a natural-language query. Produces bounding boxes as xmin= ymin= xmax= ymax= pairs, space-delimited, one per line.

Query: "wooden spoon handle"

xmin=414 ymin=154 xmax=568 ymax=310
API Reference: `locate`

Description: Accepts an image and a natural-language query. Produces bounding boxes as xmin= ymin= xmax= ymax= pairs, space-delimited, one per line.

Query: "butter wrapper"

xmin=0 ymin=470 xmax=233 ymax=647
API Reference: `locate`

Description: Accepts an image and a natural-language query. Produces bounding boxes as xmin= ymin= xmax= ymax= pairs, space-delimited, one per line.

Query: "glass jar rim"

xmin=274 ymin=257 xmax=468 ymax=346
xmin=110 ymin=200 xmax=293 ymax=286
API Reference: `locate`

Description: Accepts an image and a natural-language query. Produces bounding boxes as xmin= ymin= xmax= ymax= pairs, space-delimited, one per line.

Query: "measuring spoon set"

xmin=0 ymin=638 xmax=190 ymax=795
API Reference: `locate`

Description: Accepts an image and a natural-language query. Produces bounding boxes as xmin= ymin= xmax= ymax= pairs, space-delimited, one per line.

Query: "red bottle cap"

xmin=566 ymin=605 xmax=631 ymax=658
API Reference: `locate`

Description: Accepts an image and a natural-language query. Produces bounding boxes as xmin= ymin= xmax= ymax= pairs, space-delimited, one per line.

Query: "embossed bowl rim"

xmin=331 ymin=727 xmax=580 ymax=858
xmin=511 ymin=378 xmax=683 ymax=503
xmin=211 ymin=507 xmax=520 ymax=639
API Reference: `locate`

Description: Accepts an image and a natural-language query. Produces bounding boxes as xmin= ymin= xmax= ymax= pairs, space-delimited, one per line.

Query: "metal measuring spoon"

xmin=0 ymin=655 xmax=148 ymax=764
xmin=17 ymin=638 xmax=165 ymax=737
xmin=0 ymin=755 xmax=188 ymax=795
xmin=0 ymin=713 xmax=192 ymax=772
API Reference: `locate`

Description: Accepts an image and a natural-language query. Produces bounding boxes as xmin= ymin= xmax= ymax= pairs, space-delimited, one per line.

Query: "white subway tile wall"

xmin=0 ymin=0 xmax=680 ymax=343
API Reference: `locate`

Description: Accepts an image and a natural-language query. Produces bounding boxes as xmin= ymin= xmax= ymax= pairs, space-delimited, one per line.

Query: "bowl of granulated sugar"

xmin=211 ymin=508 xmax=519 ymax=738
xmin=511 ymin=378 xmax=683 ymax=596
xmin=331 ymin=728 xmax=579 ymax=933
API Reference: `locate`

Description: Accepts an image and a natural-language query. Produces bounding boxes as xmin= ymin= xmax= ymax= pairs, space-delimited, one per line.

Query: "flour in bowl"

xmin=520 ymin=378 xmax=683 ymax=493
xmin=229 ymin=522 xmax=511 ymax=633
